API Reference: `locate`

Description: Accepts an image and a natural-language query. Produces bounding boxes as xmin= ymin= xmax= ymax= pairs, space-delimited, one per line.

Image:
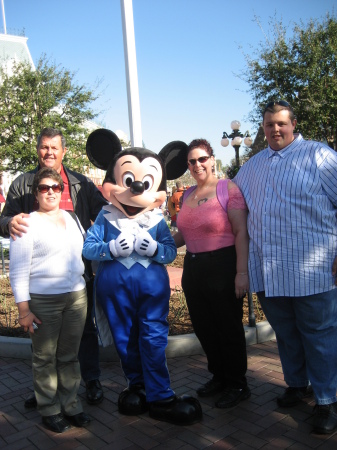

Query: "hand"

xmin=332 ymin=256 xmax=337 ymax=286
xmin=18 ymin=311 xmax=42 ymax=334
xmin=235 ymin=273 xmax=249 ymax=299
xmin=109 ymin=232 xmax=134 ymax=258
xmin=134 ymin=230 xmax=157 ymax=257
xmin=9 ymin=213 xmax=30 ymax=240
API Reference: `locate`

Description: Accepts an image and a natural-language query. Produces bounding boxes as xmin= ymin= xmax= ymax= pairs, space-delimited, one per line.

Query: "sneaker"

xmin=313 ymin=402 xmax=337 ymax=434
xmin=277 ymin=386 xmax=313 ymax=407
xmin=196 ymin=378 xmax=225 ymax=397
xmin=215 ymin=386 xmax=251 ymax=408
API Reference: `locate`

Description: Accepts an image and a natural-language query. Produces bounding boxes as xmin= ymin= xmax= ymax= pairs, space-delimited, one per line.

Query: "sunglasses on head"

xmin=188 ymin=156 xmax=211 ymax=166
xmin=37 ymin=184 xmax=63 ymax=194
xmin=263 ymin=100 xmax=290 ymax=112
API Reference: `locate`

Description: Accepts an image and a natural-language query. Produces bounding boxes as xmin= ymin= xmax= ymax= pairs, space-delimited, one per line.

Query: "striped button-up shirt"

xmin=234 ymin=134 xmax=337 ymax=297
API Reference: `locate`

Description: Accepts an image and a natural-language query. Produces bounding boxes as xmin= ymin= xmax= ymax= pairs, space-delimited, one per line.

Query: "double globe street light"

xmin=220 ymin=120 xmax=255 ymax=326
xmin=220 ymin=120 xmax=253 ymax=168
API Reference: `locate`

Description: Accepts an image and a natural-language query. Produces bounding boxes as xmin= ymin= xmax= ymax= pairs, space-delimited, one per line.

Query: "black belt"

xmin=186 ymin=245 xmax=235 ymax=259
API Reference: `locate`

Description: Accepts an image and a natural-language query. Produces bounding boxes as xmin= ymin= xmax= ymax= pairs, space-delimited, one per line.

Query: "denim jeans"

xmin=78 ymin=279 xmax=101 ymax=382
xmin=258 ymin=289 xmax=337 ymax=405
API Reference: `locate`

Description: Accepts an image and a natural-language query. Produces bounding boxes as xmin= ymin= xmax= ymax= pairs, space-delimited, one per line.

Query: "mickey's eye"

xmin=122 ymin=172 xmax=135 ymax=188
xmin=142 ymin=175 xmax=154 ymax=191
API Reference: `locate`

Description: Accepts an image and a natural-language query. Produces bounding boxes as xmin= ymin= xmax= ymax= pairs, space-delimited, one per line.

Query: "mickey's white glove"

xmin=109 ymin=232 xmax=134 ymax=258
xmin=135 ymin=230 xmax=157 ymax=257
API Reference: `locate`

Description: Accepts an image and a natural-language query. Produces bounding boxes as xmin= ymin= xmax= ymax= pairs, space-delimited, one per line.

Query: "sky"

xmin=1 ymin=0 xmax=336 ymax=167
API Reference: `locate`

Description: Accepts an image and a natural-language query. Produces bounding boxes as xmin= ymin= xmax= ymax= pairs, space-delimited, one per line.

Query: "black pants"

xmin=182 ymin=246 xmax=247 ymax=389
xmin=78 ymin=278 xmax=101 ymax=382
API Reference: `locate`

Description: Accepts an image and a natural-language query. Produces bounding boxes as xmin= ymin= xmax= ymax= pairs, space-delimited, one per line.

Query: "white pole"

xmin=1 ymin=0 xmax=7 ymax=34
xmin=120 ymin=0 xmax=142 ymax=147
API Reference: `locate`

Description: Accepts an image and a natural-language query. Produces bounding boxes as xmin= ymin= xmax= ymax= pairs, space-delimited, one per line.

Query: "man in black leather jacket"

xmin=0 ymin=128 xmax=107 ymax=407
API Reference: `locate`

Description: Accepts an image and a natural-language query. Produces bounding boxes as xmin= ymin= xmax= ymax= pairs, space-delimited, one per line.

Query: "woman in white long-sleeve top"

xmin=9 ymin=167 xmax=90 ymax=433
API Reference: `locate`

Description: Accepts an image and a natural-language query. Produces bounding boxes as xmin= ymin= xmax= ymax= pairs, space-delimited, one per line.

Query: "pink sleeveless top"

xmin=177 ymin=183 xmax=247 ymax=253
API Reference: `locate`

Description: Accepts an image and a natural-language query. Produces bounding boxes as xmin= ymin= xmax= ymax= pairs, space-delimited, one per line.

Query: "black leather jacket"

xmin=0 ymin=165 xmax=108 ymax=237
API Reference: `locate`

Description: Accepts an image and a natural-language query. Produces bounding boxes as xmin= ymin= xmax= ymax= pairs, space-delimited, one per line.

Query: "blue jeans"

xmin=258 ymin=289 xmax=337 ymax=405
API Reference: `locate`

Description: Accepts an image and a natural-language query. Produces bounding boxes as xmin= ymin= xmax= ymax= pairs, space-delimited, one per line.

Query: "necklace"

xmin=193 ymin=182 xmax=215 ymax=200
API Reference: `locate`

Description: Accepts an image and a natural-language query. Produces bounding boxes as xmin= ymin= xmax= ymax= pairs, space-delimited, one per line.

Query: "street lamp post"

xmin=220 ymin=120 xmax=253 ymax=168
xmin=220 ymin=120 xmax=256 ymax=327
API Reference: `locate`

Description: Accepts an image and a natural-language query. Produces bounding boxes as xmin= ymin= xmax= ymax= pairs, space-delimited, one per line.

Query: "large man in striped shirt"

xmin=234 ymin=101 xmax=337 ymax=435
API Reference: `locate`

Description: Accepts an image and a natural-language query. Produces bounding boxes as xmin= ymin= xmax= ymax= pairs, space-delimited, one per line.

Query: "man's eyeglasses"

xmin=188 ymin=156 xmax=211 ymax=166
xmin=37 ymin=184 xmax=63 ymax=194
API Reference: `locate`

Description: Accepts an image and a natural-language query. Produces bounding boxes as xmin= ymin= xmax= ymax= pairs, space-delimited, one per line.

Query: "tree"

xmin=225 ymin=165 xmax=239 ymax=180
xmin=0 ymin=55 xmax=101 ymax=174
xmin=240 ymin=13 xmax=337 ymax=149
xmin=224 ymin=154 xmax=248 ymax=179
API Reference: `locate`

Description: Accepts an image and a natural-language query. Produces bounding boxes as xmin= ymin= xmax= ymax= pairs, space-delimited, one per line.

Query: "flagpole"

xmin=1 ymin=0 xmax=7 ymax=34
xmin=120 ymin=0 xmax=142 ymax=147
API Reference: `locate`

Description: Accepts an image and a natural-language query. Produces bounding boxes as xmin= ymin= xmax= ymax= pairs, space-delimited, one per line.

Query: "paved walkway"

xmin=1 ymin=341 xmax=337 ymax=449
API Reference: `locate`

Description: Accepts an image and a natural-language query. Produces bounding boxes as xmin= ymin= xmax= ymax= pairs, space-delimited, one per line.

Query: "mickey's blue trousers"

xmin=96 ymin=260 xmax=174 ymax=403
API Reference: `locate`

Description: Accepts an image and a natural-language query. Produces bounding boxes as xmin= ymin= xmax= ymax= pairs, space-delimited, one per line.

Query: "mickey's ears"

xmin=86 ymin=128 xmax=188 ymax=179
xmin=159 ymin=141 xmax=188 ymax=180
xmin=86 ymin=129 xmax=122 ymax=170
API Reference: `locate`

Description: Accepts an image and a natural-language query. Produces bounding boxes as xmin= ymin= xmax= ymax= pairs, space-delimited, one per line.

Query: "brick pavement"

xmin=1 ymin=340 xmax=337 ymax=449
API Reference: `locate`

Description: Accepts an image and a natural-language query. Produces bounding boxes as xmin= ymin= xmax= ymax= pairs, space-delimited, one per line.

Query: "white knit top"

xmin=9 ymin=210 xmax=86 ymax=303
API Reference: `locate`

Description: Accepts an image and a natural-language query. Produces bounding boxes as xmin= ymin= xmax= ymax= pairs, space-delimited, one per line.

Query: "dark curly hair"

xmin=187 ymin=138 xmax=214 ymax=157
xmin=32 ymin=167 xmax=64 ymax=195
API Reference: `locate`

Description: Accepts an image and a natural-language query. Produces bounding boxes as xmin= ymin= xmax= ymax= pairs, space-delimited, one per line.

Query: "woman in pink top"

xmin=174 ymin=138 xmax=250 ymax=409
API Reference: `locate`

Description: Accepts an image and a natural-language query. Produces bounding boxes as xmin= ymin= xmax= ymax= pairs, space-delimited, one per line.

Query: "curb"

xmin=0 ymin=321 xmax=275 ymax=361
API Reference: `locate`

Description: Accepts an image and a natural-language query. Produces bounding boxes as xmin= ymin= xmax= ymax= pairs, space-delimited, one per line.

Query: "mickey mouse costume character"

xmin=83 ymin=129 xmax=202 ymax=426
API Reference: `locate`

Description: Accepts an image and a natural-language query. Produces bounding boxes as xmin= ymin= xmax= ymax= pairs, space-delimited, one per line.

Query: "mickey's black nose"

xmin=130 ymin=181 xmax=145 ymax=195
